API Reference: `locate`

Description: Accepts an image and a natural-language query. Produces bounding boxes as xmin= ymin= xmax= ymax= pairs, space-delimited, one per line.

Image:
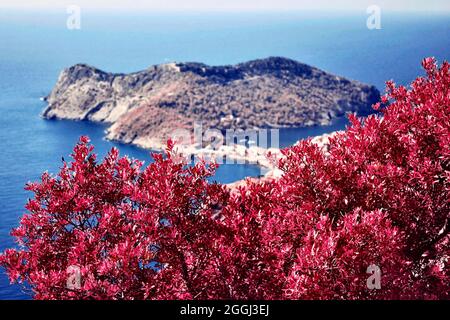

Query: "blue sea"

xmin=0 ymin=9 xmax=448 ymax=299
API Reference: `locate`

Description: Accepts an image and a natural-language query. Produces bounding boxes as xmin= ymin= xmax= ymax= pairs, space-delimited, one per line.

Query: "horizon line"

xmin=1 ymin=6 xmax=450 ymax=14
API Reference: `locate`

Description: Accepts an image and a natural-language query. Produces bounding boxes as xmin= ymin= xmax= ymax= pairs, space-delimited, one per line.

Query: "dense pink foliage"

xmin=1 ymin=58 xmax=449 ymax=299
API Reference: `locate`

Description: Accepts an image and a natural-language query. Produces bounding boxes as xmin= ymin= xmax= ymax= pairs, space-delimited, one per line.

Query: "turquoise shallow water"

xmin=0 ymin=10 xmax=448 ymax=299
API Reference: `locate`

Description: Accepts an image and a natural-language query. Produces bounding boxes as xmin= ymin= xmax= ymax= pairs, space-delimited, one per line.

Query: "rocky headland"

xmin=43 ymin=57 xmax=380 ymax=156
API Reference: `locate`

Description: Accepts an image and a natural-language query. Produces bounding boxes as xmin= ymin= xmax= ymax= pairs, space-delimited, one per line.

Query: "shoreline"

xmin=104 ymin=126 xmax=339 ymax=189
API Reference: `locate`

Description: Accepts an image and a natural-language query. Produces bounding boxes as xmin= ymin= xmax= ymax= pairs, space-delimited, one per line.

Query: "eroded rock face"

xmin=43 ymin=57 xmax=380 ymax=149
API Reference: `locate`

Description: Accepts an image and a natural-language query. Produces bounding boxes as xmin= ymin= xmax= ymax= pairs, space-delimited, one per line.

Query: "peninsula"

xmin=43 ymin=57 xmax=380 ymax=156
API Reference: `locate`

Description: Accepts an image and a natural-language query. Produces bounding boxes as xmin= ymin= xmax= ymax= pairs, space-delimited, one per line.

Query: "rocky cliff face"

xmin=43 ymin=57 xmax=380 ymax=149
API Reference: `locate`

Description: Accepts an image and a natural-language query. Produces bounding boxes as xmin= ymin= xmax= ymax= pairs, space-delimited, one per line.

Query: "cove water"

xmin=0 ymin=10 xmax=448 ymax=299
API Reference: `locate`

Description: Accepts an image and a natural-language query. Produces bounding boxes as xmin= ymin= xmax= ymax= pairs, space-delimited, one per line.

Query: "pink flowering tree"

xmin=1 ymin=58 xmax=449 ymax=299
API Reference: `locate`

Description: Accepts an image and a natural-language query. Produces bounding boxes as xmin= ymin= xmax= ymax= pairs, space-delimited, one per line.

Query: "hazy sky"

xmin=1 ymin=0 xmax=449 ymax=12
